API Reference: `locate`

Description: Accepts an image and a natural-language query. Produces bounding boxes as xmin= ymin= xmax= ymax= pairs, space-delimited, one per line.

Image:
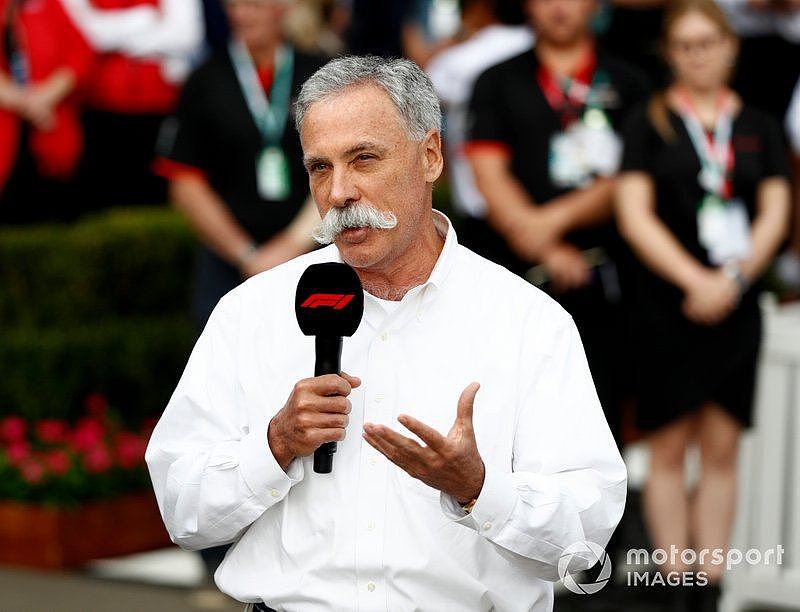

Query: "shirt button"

xmin=483 ymin=521 xmax=492 ymax=531
xmin=270 ymin=489 xmax=280 ymax=498
xmin=369 ymin=456 xmax=378 ymax=466
xmin=366 ymin=582 xmax=376 ymax=592
xmin=379 ymin=332 xmax=389 ymax=342
xmin=367 ymin=521 xmax=375 ymax=531
xmin=374 ymin=394 xmax=384 ymax=403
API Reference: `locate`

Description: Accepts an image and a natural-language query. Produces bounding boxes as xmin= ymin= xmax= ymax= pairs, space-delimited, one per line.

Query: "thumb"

xmin=456 ymin=382 xmax=480 ymax=425
xmin=340 ymin=371 xmax=362 ymax=389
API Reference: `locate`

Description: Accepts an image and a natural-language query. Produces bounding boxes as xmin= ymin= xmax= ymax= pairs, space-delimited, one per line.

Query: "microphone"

xmin=295 ymin=262 xmax=364 ymax=473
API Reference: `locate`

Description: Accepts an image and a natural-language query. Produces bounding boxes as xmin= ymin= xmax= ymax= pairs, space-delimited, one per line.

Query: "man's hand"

xmin=240 ymin=232 xmax=307 ymax=278
xmin=362 ymin=382 xmax=485 ymax=504
xmin=505 ymin=207 xmax=566 ymax=262
xmin=268 ymin=372 xmax=361 ymax=471
xmin=541 ymin=242 xmax=591 ymax=293
xmin=20 ymin=83 xmax=60 ymax=131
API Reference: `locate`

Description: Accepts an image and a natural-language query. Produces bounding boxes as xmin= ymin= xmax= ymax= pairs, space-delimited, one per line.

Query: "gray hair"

xmin=295 ymin=55 xmax=442 ymax=141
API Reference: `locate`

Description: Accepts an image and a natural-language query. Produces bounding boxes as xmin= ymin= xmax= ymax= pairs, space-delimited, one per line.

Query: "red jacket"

xmin=83 ymin=0 xmax=179 ymax=114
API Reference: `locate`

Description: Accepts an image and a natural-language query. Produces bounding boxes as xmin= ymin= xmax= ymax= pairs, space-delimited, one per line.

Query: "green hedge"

xmin=0 ymin=208 xmax=197 ymax=422
xmin=0 ymin=208 xmax=195 ymax=327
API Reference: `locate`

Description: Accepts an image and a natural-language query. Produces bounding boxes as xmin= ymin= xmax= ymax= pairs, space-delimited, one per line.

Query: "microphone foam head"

xmin=295 ymin=262 xmax=364 ymax=337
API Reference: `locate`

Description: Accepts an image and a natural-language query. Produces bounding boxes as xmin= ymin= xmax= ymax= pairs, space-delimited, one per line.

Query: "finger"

xmin=340 ymin=372 xmax=362 ymax=389
xmin=363 ymin=423 xmax=426 ymax=460
xmin=313 ymin=412 xmax=349 ymax=429
xmin=310 ymin=374 xmax=353 ymax=397
xmin=457 ymin=382 xmax=480 ymax=424
xmin=397 ymin=414 xmax=447 ymax=453
xmin=314 ymin=427 xmax=346 ymax=445
xmin=362 ymin=430 xmax=417 ymax=471
xmin=317 ymin=396 xmax=352 ymax=414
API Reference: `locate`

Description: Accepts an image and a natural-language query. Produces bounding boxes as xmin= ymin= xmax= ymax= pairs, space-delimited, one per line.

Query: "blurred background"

xmin=0 ymin=0 xmax=798 ymax=610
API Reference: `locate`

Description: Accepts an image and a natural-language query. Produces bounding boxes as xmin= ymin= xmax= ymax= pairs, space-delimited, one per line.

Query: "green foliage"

xmin=0 ymin=207 xmax=197 ymax=423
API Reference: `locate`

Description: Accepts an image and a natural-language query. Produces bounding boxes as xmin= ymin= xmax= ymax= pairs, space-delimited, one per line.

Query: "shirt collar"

xmin=332 ymin=209 xmax=459 ymax=329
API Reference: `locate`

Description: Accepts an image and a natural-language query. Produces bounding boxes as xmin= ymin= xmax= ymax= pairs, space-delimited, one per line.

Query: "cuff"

xmin=152 ymin=157 xmax=208 ymax=182
xmin=462 ymin=140 xmax=512 ymax=159
xmin=440 ymin=461 xmax=517 ymax=540
xmin=238 ymin=420 xmax=303 ymax=507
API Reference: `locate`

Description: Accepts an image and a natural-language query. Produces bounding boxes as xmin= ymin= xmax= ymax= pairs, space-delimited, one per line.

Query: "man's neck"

xmin=536 ymin=35 xmax=593 ymax=77
xmin=356 ymin=215 xmax=445 ymax=301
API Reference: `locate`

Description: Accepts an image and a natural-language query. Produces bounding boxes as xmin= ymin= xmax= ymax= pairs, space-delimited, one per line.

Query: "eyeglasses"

xmin=668 ymin=34 xmax=725 ymax=56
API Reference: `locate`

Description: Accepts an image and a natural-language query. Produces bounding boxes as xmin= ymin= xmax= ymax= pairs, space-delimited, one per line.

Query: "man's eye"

xmin=310 ymin=163 xmax=328 ymax=173
xmin=357 ymin=154 xmax=374 ymax=162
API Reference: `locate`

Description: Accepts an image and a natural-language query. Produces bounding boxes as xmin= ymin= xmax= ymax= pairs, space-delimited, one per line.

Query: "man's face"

xmin=225 ymin=0 xmax=290 ymax=49
xmin=526 ymin=0 xmax=596 ymax=46
xmin=299 ymin=84 xmax=443 ymax=270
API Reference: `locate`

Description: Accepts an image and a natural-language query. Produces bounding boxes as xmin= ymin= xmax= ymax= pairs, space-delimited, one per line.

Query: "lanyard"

xmin=229 ymin=40 xmax=294 ymax=147
xmin=537 ymin=48 xmax=598 ymax=129
xmin=674 ymin=87 xmax=735 ymax=199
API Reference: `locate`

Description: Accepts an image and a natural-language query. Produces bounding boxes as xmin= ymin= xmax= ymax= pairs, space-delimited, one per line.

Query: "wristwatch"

xmin=722 ymin=262 xmax=749 ymax=297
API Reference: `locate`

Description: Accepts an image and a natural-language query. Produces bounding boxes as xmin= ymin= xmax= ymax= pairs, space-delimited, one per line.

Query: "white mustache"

xmin=312 ymin=202 xmax=398 ymax=245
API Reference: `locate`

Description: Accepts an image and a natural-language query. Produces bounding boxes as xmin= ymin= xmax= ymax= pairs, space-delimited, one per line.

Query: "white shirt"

xmin=715 ymin=0 xmax=800 ymax=42
xmin=427 ymin=25 xmax=534 ymax=217
xmin=146 ymin=211 xmax=627 ymax=612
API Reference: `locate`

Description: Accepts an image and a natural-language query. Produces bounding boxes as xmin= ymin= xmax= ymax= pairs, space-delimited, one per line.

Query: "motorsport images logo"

xmin=558 ymin=541 xmax=612 ymax=595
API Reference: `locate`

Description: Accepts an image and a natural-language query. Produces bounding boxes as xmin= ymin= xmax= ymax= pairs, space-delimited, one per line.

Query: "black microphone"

xmin=295 ymin=262 xmax=364 ymax=473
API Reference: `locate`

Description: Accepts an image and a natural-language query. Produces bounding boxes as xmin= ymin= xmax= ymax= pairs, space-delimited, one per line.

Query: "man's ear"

xmin=422 ymin=130 xmax=444 ymax=184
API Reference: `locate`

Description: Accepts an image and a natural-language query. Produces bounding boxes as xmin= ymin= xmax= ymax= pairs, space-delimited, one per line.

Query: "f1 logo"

xmin=301 ymin=293 xmax=355 ymax=310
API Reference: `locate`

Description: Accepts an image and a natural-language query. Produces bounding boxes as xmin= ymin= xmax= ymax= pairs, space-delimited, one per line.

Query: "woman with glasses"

xmin=615 ymin=0 xmax=790 ymax=609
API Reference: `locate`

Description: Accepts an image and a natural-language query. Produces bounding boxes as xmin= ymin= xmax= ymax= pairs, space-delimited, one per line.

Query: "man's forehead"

xmin=299 ymin=83 xmax=407 ymax=152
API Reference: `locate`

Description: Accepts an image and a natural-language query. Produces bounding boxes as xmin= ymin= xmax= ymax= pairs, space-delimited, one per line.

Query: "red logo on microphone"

xmin=301 ymin=293 xmax=355 ymax=310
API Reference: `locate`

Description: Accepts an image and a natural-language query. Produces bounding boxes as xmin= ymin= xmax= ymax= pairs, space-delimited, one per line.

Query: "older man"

xmin=146 ymin=56 xmax=626 ymax=611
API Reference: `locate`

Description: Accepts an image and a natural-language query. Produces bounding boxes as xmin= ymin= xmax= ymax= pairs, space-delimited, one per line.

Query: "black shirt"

xmin=620 ymin=103 xmax=791 ymax=309
xmin=466 ymin=47 xmax=650 ymax=270
xmin=156 ymin=48 xmax=326 ymax=242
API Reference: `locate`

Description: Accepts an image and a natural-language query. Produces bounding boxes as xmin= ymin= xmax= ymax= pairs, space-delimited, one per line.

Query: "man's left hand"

xmin=362 ymin=382 xmax=485 ymax=504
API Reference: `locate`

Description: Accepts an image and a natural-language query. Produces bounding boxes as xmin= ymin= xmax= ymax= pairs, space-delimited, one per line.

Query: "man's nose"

xmin=329 ymin=166 xmax=360 ymax=207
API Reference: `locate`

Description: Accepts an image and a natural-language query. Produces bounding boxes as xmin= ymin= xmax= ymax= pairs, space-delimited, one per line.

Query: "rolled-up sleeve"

xmin=442 ymin=301 xmax=627 ymax=581
xmin=145 ymin=291 xmax=303 ymax=551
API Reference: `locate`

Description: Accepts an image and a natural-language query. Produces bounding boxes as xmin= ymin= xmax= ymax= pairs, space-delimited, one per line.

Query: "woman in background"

xmin=615 ymin=0 xmax=790 ymax=610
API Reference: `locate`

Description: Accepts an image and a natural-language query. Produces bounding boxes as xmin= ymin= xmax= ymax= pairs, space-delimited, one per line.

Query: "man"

xmin=465 ymin=0 xmax=650 ymax=442
xmin=146 ymin=56 xmax=626 ymax=611
xmin=426 ymin=0 xmax=534 ymax=222
xmin=153 ymin=0 xmax=323 ymax=328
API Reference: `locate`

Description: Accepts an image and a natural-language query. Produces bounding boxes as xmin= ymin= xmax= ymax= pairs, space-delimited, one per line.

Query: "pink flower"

xmin=19 ymin=458 xmax=45 ymax=484
xmin=6 ymin=441 xmax=31 ymax=465
xmin=70 ymin=417 xmax=105 ymax=452
xmin=114 ymin=432 xmax=147 ymax=470
xmin=84 ymin=393 xmax=109 ymax=417
xmin=35 ymin=419 xmax=68 ymax=444
xmin=1 ymin=416 xmax=27 ymax=443
xmin=43 ymin=449 xmax=71 ymax=475
xmin=83 ymin=445 xmax=112 ymax=474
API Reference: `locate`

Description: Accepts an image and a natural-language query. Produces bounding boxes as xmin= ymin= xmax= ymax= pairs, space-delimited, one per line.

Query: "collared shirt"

xmin=146 ymin=210 xmax=627 ymax=612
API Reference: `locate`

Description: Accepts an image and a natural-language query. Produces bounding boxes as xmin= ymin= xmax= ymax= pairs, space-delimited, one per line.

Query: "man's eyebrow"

xmin=342 ymin=140 xmax=388 ymax=158
xmin=303 ymin=154 xmax=328 ymax=169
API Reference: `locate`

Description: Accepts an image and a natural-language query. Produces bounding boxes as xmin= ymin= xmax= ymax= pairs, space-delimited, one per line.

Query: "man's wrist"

xmin=267 ymin=418 xmax=294 ymax=472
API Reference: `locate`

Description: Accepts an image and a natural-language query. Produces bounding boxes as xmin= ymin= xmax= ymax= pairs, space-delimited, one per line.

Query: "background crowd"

xmin=1 ymin=0 xmax=799 ymax=611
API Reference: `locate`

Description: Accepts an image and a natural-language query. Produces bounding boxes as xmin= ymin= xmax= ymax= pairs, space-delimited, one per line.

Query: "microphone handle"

xmin=313 ymin=335 xmax=343 ymax=473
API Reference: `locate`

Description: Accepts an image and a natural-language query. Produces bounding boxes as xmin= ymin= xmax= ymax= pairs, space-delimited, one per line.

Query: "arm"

xmin=469 ymin=149 xmax=615 ymax=262
xmin=0 ymin=72 xmax=24 ymax=112
xmin=168 ymin=175 xmax=258 ymax=271
xmin=614 ymin=171 xmax=708 ymax=291
xmin=448 ymin=308 xmax=626 ymax=579
xmin=145 ymin=292 xmax=303 ymax=550
xmin=738 ymin=176 xmax=791 ymax=283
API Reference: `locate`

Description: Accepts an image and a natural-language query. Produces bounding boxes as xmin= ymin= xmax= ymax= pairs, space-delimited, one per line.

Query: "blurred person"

xmin=346 ymin=0 xmax=409 ymax=57
xmin=403 ymin=0 xmax=461 ymax=67
xmin=58 ymin=0 xmax=205 ymax=211
xmin=615 ymin=0 xmax=790 ymax=608
xmin=427 ymin=0 xmax=534 ymax=223
xmin=153 ymin=0 xmax=324 ymax=576
xmin=465 ymin=0 xmax=650 ymax=445
xmin=774 ymin=75 xmax=800 ymax=292
xmin=716 ymin=0 xmax=800 ymax=121
xmin=600 ymin=0 xmax=669 ymax=85
xmin=146 ymin=54 xmax=627 ymax=612
xmin=283 ymin=0 xmax=349 ymax=55
xmin=0 ymin=0 xmax=93 ymax=221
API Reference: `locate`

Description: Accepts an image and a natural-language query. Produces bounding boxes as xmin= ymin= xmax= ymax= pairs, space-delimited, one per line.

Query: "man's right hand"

xmin=268 ymin=372 xmax=361 ymax=471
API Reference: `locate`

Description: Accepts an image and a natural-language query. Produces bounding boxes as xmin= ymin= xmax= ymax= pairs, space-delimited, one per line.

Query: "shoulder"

xmin=451 ymin=244 xmax=574 ymax=337
xmin=598 ymin=49 xmax=652 ymax=99
xmin=180 ymin=51 xmax=231 ymax=96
